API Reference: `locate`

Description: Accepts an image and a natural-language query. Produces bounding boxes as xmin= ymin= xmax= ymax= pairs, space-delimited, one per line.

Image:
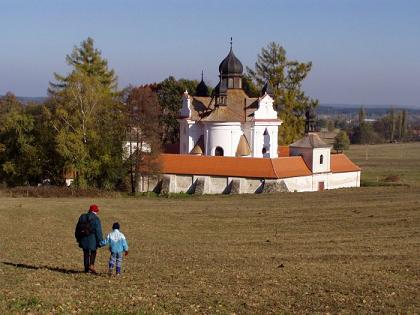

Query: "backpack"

xmin=76 ymin=213 xmax=93 ymax=238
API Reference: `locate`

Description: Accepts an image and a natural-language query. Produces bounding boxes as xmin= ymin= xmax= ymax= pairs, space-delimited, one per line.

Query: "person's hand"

xmin=125 ymin=251 xmax=129 ymax=256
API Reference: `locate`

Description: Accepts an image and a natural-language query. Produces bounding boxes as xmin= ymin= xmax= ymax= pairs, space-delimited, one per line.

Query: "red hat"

xmin=89 ymin=204 xmax=99 ymax=213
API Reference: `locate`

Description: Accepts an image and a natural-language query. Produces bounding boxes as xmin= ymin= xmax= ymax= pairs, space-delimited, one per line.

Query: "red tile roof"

xmin=157 ymin=152 xmax=360 ymax=178
xmin=330 ymin=154 xmax=361 ymax=173
xmin=159 ymin=154 xmax=311 ymax=179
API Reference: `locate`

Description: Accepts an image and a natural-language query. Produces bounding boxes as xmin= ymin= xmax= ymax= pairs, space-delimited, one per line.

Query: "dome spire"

xmin=230 ymin=37 xmax=233 ymax=50
xmin=195 ymin=70 xmax=209 ymax=97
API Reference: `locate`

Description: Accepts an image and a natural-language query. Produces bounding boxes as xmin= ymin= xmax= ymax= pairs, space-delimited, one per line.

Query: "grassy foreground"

xmin=0 ymin=186 xmax=419 ymax=314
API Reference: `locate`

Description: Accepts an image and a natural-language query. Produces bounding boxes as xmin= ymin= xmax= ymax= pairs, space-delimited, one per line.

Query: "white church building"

xmin=137 ymin=44 xmax=361 ymax=194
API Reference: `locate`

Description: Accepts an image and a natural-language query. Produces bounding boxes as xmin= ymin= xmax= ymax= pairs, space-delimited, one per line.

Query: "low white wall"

xmin=175 ymin=175 xmax=194 ymax=193
xmin=139 ymin=171 xmax=360 ymax=194
xmin=283 ymin=176 xmax=313 ymax=192
xmin=329 ymin=171 xmax=360 ymax=189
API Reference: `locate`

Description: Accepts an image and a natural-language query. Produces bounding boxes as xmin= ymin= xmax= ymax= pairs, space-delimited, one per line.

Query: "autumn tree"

xmin=124 ymin=86 xmax=162 ymax=193
xmin=247 ymin=42 xmax=318 ymax=144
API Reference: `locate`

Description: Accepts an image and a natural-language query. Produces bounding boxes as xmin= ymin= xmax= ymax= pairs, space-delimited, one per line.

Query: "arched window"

xmin=215 ymin=147 xmax=224 ymax=156
xmin=263 ymin=128 xmax=270 ymax=157
xmin=320 ymin=154 xmax=324 ymax=164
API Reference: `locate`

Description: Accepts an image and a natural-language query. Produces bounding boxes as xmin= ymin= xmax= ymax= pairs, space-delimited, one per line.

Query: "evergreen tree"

xmin=157 ymin=76 xmax=198 ymax=144
xmin=49 ymin=37 xmax=117 ymax=93
xmin=247 ymin=42 xmax=317 ymax=144
xmin=242 ymin=75 xmax=260 ymax=98
xmin=358 ymin=106 xmax=366 ymax=124
xmin=333 ymin=130 xmax=350 ymax=153
xmin=401 ymin=109 xmax=407 ymax=140
xmin=389 ymin=107 xmax=395 ymax=142
xmin=47 ymin=39 xmax=125 ymax=188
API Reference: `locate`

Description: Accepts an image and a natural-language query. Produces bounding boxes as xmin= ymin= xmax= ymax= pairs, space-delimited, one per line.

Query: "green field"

xmin=0 ymin=143 xmax=419 ymax=314
xmin=346 ymin=142 xmax=420 ymax=187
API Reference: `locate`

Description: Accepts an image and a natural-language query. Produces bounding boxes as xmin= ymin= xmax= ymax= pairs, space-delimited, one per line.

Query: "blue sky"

xmin=1 ymin=0 xmax=419 ymax=107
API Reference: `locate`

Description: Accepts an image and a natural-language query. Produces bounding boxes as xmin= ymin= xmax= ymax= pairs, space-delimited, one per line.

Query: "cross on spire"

xmin=230 ymin=37 xmax=233 ymax=49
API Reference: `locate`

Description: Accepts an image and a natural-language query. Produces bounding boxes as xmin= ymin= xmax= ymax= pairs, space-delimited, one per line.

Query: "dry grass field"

xmin=0 ymin=143 xmax=419 ymax=314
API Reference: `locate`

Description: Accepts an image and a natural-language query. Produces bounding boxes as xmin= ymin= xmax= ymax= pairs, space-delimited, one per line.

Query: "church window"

xmin=263 ymin=128 xmax=270 ymax=157
xmin=228 ymin=78 xmax=234 ymax=88
xmin=320 ymin=154 xmax=324 ymax=164
xmin=215 ymin=147 xmax=224 ymax=156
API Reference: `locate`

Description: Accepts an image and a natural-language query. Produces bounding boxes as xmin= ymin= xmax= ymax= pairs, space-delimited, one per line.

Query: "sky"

xmin=0 ymin=0 xmax=419 ymax=107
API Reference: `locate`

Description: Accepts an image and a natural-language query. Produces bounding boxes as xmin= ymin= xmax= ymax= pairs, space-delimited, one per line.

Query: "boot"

xmin=89 ymin=265 xmax=97 ymax=274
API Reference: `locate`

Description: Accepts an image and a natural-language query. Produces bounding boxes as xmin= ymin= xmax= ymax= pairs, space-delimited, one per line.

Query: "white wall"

xmin=204 ymin=122 xmax=242 ymax=157
xmin=253 ymin=94 xmax=277 ymax=120
xmin=251 ymin=123 xmax=280 ymax=158
xmin=140 ymin=171 xmax=360 ymax=194
xmin=312 ymin=148 xmax=331 ymax=173
xmin=328 ymin=171 xmax=360 ymax=189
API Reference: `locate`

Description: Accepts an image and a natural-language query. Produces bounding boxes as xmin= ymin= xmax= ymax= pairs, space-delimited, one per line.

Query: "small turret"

xmin=195 ymin=71 xmax=209 ymax=97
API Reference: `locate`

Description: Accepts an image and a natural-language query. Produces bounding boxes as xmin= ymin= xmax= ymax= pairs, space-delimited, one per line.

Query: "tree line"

xmin=0 ymin=38 xmax=318 ymax=190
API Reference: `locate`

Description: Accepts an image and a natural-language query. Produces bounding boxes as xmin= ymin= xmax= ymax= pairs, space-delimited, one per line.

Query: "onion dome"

xmin=212 ymin=82 xmax=220 ymax=96
xmin=261 ymin=81 xmax=274 ymax=97
xmin=195 ymin=71 xmax=209 ymax=97
xmin=218 ymin=40 xmax=243 ymax=75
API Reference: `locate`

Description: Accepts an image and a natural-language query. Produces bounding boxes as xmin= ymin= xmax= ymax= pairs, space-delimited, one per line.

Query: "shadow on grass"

xmin=1 ymin=261 xmax=84 ymax=274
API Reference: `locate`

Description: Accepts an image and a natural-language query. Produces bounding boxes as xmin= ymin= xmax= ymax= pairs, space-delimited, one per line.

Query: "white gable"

xmin=253 ymin=94 xmax=277 ymax=120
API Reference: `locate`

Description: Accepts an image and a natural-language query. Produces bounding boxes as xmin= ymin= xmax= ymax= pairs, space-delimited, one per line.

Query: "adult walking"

xmin=75 ymin=204 xmax=104 ymax=273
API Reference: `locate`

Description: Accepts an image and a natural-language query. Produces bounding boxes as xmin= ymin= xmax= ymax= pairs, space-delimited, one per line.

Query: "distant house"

xmin=137 ymin=44 xmax=361 ymax=194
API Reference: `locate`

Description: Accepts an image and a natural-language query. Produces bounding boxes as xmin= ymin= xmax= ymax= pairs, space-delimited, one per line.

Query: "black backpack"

xmin=76 ymin=213 xmax=93 ymax=238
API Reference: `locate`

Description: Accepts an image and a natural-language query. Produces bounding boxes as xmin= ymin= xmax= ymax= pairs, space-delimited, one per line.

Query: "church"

xmin=138 ymin=44 xmax=361 ymax=194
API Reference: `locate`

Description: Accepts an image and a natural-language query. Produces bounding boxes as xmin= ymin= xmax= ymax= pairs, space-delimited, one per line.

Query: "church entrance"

xmin=215 ymin=147 xmax=224 ymax=156
xmin=318 ymin=181 xmax=325 ymax=191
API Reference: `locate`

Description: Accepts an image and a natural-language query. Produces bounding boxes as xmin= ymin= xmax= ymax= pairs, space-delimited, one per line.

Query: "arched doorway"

xmin=215 ymin=146 xmax=224 ymax=156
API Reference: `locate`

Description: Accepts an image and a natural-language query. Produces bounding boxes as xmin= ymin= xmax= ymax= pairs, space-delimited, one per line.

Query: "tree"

xmin=47 ymin=39 xmax=125 ymax=188
xmin=242 ymin=75 xmax=260 ymax=98
xmin=156 ymin=76 xmax=198 ymax=144
xmin=0 ymin=93 xmax=42 ymax=186
xmin=125 ymin=86 xmax=162 ymax=193
xmin=333 ymin=130 xmax=350 ymax=153
xmin=247 ymin=42 xmax=317 ymax=144
xmin=389 ymin=107 xmax=396 ymax=142
xmin=358 ymin=106 xmax=366 ymax=124
xmin=49 ymin=37 xmax=117 ymax=93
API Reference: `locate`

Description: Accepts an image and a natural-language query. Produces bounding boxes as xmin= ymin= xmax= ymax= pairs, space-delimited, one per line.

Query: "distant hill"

xmin=318 ymin=104 xmax=420 ymax=117
xmin=0 ymin=95 xmax=47 ymax=104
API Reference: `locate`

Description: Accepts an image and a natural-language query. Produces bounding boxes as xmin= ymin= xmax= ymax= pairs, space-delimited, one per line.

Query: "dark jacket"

xmin=75 ymin=212 xmax=104 ymax=251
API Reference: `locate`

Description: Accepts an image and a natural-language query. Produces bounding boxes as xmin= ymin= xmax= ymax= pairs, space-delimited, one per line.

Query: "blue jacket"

xmin=101 ymin=229 xmax=128 ymax=254
xmin=75 ymin=212 xmax=104 ymax=251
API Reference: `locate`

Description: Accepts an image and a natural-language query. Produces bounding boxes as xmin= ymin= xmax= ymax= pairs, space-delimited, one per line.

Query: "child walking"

xmin=102 ymin=222 xmax=129 ymax=275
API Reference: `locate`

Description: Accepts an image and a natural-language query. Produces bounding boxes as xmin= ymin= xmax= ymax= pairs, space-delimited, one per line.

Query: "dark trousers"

xmin=83 ymin=249 xmax=97 ymax=272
